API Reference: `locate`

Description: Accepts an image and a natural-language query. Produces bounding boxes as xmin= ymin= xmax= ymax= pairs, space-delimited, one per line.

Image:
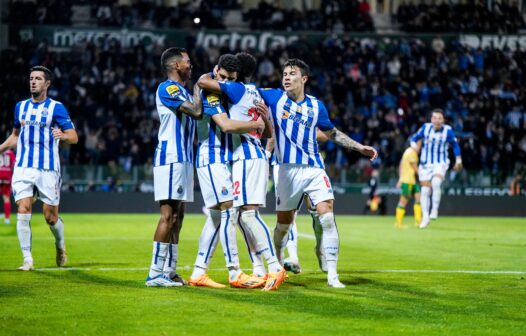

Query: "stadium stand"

xmin=1 ymin=1 xmax=525 ymax=190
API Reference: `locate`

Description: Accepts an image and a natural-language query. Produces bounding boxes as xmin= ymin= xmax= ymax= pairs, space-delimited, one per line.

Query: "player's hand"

xmin=359 ymin=145 xmax=378 ymax=161
xmin=52 ymin=127 xmax=64 ymax=140
xmin=255 ymin=116 xmax=265 ymax=135
xmin=454 ymin=162 xmax=463 ymax=171
xmin=255 ymin=101 xmax=269 ymax=120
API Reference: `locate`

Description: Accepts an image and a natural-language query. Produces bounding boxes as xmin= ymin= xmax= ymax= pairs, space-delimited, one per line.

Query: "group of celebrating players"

xmin=0 ymin=46 xmax=462 ymax=291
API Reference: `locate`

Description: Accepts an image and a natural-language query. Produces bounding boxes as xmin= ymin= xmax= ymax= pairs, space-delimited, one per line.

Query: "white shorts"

xmin=232 ymin=158 xmax=268 ymax=207
xmin=418 ymin=163 xmax=449 ymax=182
xmin=197 ymin=163 xmax=234 ymax=208
xmin=12 ymin=167 xmax=61 ymax=206
xmin=154 ymin=162 xmax=194 ymax=202
xmin=275 ymin=164 xmax=334 ymax=211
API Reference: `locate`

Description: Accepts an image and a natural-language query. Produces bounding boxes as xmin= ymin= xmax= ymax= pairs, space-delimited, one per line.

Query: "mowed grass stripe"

xmin=0 ymin=214 xmax=525 ymax=336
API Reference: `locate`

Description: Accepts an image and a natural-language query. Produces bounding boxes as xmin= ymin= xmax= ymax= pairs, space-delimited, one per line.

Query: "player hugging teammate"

xmin=143 ymin=48 xmax=377 ymax=291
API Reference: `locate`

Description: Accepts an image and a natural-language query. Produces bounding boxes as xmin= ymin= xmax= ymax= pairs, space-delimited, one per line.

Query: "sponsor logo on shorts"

xmin=177 ymin=185 xmax=183 ymax=194
xmin=221 ymin=186 xmax=228 ymax=195
xmin=234 ymin=196 xmax=238 ymax=201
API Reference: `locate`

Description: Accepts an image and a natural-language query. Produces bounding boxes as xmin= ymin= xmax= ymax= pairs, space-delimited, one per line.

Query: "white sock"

xmin=319 ymin=213 xmax=339 ymax=279
xmin=192 ymin=210 xmax=221 ymax=279
xmin=17 ymin=213 xmax=33 ymax=262
xmin=148 ymin=241 xmax=168 ymax=279
xmin=48 ymin=217 xmax=65 ymax=249
xmin=219 ymin=208 xmax=241 ymax=280
xmin=310 ymin=209 xmax=324 ymax=256
xmin=237 ymin=215 xmax=266 ymax=277
xmin=163 ymin=243 xmax=178 ymax=278
xmin=240 ymin=210 xmax=282 ymax=273
xmin=420 ymin=186 xmax=431 ymax=220
xmin=286 ymin=220 xmax=299 ymax=263
xmin=431 ymin=176 xmax=442 ymax=214
xmin=273 ymin=223 xmax=292 ymax=263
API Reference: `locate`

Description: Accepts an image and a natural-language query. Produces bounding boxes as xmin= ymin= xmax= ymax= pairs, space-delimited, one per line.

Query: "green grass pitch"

xmin=0 ymin=213 xmax=525 ymax=335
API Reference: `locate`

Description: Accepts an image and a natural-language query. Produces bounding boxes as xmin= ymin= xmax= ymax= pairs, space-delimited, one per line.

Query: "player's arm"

xmin=255 ymin=101 xmax=273 ymax=139
xmin=52 ymin=128 xmax=78 ymax=144
xmin=0 ymin=129 xmax=20 ymax=153
xmin=316 ymin=101 xmax=377 ymax=160
xmin=447 ymin=128 xmax=462 ymax=171
xmin=396 ymin=159 xmax=403 ymax=189
xmin=324 ymin=128 xmax=377 ymax=160
xmin=316 ymin=129 xmax=329 ymax=142
xmin=410 ymin=126 xmax=425 ymax=150
xmin=212 ymin=113 xmax=264 ymax=134
xmin=178 ymin=83 xmax=203 ymax=120
xmin=265 ymin=136 xmax=274 ymax=159
xmin=51 ymin=103 xmax=78 ymax=144
xmin=196 ymin=73 xmax=222 ymax=93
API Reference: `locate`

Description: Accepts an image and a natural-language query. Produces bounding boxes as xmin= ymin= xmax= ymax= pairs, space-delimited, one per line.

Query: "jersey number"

xmin=323 ymin=176 xmax=331 ymax=188
xmin=247 ymin=108 xmax=261 ymax=139
xmin=0 ymin=154 xmax=11 ymax=168
xmin=233 ymin=181 xmax=241 ymax=195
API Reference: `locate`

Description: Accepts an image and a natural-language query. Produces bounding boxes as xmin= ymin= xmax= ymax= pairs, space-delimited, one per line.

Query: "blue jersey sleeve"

xmin=218 ymin=81 xmax=245 ymax=104
xmin=317 ymin=101 xmax=335 ymax=131
xmin=202 ymin=91 xmax=226 ymax=116
xmin=158 ymin=82 xmax=187 ymax=111
xmin=411 ymin=125 xmax=426 ymax=143
xmin=446 ymin=128 xmax=461 ymax=157
xmin=52 ymin=103 xmax=74 ymax=130
xmin=13 ymin=102 xmax=22 ymax=129
xmin=258 ymin=88 xmax=283 ymax=106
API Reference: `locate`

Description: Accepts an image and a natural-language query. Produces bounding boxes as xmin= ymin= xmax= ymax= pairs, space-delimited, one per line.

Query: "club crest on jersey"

xmin=177 ymin=185 xmax=183 ymax=194
xmin=221 ymin=186 xmax=228 ymax=195
xmin=206 ymin=94 xmax=220 ymax=107
xmin=166 ymin=84 xmax=181 ymax=98
xmin=42 ymin=108 xmax=48 ymax=117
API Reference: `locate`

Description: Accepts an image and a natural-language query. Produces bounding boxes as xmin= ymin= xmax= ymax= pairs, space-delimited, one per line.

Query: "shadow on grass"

xmin=36 ymin=269 xmax=141 ymax=289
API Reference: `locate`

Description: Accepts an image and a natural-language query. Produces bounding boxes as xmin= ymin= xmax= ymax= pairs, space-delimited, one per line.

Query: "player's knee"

xmin=431 ymin=176 xmax=442 ymax=190
xmin=159 ymin=212 xmax=173 ymax=227
xmin=240 ymin=209 xmax=256 ymax=222
xmin=318 ymin=212 xmax=336 ymax=231
xmin=316 ymin=200 xmax=333 ymax=214
xmin=44 ymin=212 xmax=58 ymax=225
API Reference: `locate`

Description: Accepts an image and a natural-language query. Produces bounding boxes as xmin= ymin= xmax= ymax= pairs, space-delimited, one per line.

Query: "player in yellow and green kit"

xmin=395 ymin=144 xmax=422 ymax=228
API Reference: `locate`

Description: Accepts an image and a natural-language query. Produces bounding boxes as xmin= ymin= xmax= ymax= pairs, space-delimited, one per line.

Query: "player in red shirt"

xmin=0 ymin=149 xmax=15 ymax=224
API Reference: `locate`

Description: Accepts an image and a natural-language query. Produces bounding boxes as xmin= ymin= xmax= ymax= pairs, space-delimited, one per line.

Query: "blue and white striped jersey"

xmin=153 ymin=80 xmax=196 ymax=167
xmin=14 ymin=98 xmax=74 ymax=171
xmin=259 ymin=89 xmax=334 ymax=169
xmin=218 ymin=81 xmax=266 ymax=161
xmin=195 ymin=77 xmax=234 ymax=168
xmin=411 ymin=123 xmax=461 ymax=165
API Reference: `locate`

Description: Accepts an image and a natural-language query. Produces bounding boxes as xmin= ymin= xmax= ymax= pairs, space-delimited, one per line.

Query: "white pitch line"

xmin=297 ymin=233 xmax=315 ymax=240
xmin=30 ymin=267 xmax=526 ymax=275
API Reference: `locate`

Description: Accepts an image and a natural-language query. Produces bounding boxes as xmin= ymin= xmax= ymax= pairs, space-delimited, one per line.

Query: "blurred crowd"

xmin=244 ymin=0 xmax=374 ymax=32
xmin=1 ymin=33 xmax=526 ymax=187
xmin=396 ymin=0 xmax=526 ymax=33
xmin=8 ymin=0 xmax=526 ymax=34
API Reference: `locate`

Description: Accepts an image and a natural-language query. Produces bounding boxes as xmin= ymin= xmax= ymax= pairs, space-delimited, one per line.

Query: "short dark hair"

xmin=431 ymin=108 xmax=444 ymax=116
xmin=235 ymin=52 xmax=257 ymax=81
xmin=30 ymin=66 xmax=53 ymax=82
xmin=161 ymin=47 xmax=187 ymax=75
xmin=283 ymin=59 xmax=310 ymax=77
xmin=217 ymin=54 xmax=240 ymax=73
